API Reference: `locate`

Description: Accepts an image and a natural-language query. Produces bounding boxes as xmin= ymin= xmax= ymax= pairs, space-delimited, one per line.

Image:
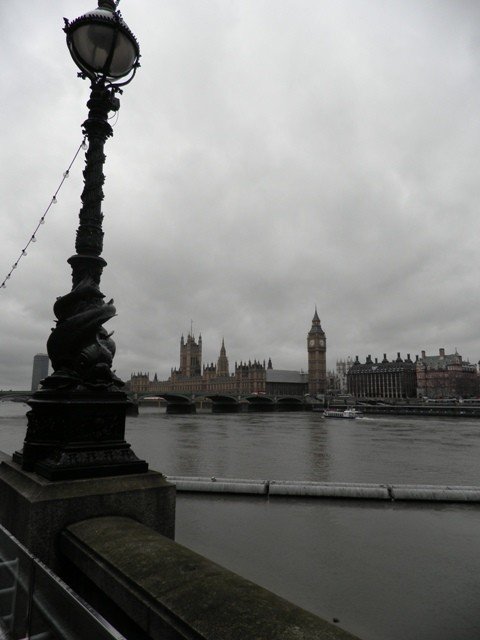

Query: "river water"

xmin=1 ymin=402 xmax=480 ymax=640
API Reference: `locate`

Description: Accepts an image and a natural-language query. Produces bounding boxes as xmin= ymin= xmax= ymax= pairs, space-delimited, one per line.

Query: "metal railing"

xmin=0 ymin=524 xmax=125 ymax=640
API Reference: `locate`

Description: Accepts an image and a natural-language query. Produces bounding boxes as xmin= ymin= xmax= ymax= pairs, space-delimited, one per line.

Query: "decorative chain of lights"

xmin=0 ymin=136 xmax=87 ymax=291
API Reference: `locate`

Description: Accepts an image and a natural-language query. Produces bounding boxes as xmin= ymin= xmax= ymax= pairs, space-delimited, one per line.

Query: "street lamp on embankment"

xmin=13 ymin=0 xmax=147 ymax=479
xmin=1 ymin=3 xmax=174 ymax=576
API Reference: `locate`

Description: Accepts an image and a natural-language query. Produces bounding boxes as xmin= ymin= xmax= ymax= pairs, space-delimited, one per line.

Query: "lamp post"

xmin=13 ymin=0 xmax=147 ymax=479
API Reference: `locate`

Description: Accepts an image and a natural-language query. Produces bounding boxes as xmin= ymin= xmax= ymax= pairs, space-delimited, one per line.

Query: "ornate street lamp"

xmin=13 ymin=1 xmax=147 ymax=479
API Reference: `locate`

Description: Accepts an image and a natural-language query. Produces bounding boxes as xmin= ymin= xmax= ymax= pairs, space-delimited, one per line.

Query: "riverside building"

xmin=131 ymin=334 xmax=274 ymax=396
xmin=130 ymin=311 xmax=323 ymax=397
xmin=346 ymin=348 xmax=479 ymax=400
xmin=347 ymin=353 xmax=417 ymax=400
xmin=416 ymin=348 xmax=478 ymax=399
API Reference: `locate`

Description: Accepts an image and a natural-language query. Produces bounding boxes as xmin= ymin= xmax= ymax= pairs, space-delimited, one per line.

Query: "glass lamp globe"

xmin=65 ymin=0 xmax=139 ymax=83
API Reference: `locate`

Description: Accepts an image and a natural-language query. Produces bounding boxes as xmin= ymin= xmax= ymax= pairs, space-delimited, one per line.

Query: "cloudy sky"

xmin=1 ymin=0 xmax=480 ymax=389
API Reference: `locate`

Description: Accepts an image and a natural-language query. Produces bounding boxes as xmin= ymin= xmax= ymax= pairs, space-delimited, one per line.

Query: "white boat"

xmin=323 ymin=408 xmax=359 ymax=419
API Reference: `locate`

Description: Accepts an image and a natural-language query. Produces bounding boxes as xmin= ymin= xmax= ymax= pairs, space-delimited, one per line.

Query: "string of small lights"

xmin=1 ymin=136 xmax=87 ymax=291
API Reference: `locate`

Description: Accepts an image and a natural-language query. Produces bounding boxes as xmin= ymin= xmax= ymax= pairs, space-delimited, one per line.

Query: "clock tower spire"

xmin=307 ymin=307 xmax=326 ymax=396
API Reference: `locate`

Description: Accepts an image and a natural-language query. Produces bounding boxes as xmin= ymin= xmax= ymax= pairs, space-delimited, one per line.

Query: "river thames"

xmin=1 ymin=402 xmax=480 ymax=640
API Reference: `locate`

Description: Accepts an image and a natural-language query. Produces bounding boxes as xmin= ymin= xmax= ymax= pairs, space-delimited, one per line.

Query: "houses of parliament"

xmin=129 ymin=310 xmax=327 ymax=397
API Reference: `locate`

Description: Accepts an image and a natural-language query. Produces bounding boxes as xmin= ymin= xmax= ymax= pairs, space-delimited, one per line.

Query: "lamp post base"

xmin=13 ymin=390 xmax=148 ymax=480
xmin=0 ymin=453 xmax=174 ymax=574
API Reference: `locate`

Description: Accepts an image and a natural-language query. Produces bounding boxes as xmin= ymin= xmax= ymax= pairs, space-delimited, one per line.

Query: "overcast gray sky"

xmin=1 ymin=0 xmax=480 ymax=389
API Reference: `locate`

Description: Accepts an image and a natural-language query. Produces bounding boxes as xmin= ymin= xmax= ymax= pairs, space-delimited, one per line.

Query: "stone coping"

xmin=61 ymin=516 xmax=361 ymax=640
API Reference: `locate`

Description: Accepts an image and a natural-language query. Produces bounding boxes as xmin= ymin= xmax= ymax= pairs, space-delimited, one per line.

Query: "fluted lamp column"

xmin=13 ymin=0 xmax=147 ymax=479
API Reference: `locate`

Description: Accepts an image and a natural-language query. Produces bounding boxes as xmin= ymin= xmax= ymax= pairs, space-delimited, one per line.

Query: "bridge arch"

xmin=276 ymin=396 xmax=304 ymax=412
xmin=245 ymin=395 xmax=275 ymax=412
xmin=158 ymin=393 xmax=196 ymax=414
xmin=205 ymin=394 xmax=240 ymax=413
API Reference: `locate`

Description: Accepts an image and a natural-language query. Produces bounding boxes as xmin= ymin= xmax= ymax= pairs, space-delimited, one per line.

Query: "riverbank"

xmin=352 ymin=403 xmax=480 ymax=417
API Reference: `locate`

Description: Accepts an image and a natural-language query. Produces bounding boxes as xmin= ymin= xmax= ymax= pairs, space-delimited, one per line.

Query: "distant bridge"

xmin=133 ymin=392 xmax=314 ymax=414
xmin=1 ymin=390 xmax=318 ymax=414
xmin=0 ymin=390 xmax=31 ymax=403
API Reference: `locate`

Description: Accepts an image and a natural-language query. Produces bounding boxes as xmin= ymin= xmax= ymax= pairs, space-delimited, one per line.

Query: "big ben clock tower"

xmin=307 ymin=308 xmax=326 ymax=396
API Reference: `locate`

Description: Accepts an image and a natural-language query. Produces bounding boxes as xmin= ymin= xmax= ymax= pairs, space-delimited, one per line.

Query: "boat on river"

xmin=323 ymin=408 xmax=359 ymax=419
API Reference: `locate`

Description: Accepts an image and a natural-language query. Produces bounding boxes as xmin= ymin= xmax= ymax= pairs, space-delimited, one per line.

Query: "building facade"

xmin=307 ymin=309 xmax=326 ymax=397
xmin=336 ymin=357 xmax=354 ymax=393
xmin=178 ymin=333 xmax=202 ymax=377
xmin=31 ymin=354 xmax=49 ymax=391
xmin=130 ymin=333 xmax=273 ymax=396
xmin=265 ymin=370 xmax=308 ymax=396
xmin=130 ymin=312 xmax=320 ymax=398
xmin=347 ymin=353 xmax=417 ymax=399
xmin=416 ymin=348 xmax=478 ymax=399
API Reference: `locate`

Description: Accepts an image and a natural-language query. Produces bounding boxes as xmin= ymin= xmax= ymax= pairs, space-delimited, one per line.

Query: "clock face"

xmin=309 ymin=339 xmax=315 ymax=347
xmin=320 ymin=339 xmax=325 ymax=347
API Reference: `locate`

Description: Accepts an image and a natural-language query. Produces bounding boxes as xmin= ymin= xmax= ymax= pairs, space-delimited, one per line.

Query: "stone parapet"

xmin=61 ymin=516 xmax=361 ymax=640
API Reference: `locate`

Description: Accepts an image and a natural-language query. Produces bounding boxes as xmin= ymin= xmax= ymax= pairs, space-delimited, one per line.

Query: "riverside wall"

xmin=353 ymin=403 xmax=480 ymax=417
xmin=61 ymin=516 xmax=362 ymax=640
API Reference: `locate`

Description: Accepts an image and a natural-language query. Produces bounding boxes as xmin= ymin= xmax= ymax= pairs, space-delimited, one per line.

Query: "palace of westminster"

xmin=130 ymin=310 xmax=326 ymax=398
xmin=129 ymin=310 xmax=480 ymax=400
